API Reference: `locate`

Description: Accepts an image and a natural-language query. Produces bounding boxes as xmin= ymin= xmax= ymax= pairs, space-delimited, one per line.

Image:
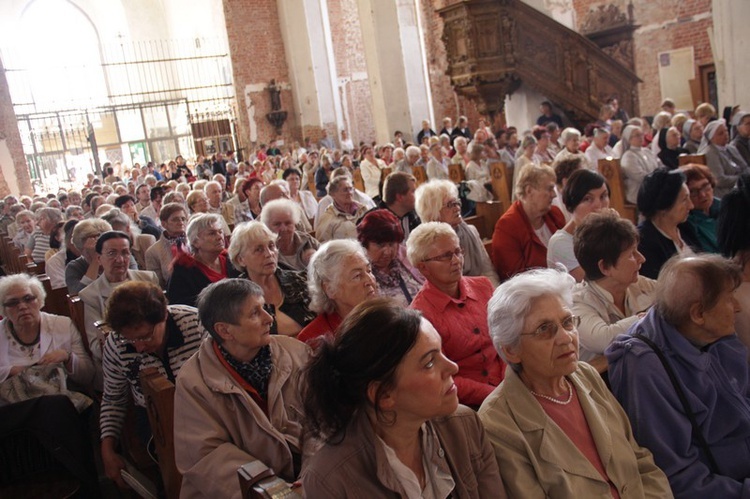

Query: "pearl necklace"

xmin=530 ymin=378 xmax=573 ymax=405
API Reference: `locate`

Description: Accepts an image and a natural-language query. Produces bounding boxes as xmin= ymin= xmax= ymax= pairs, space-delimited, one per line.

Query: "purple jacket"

xmin=606 ymin=308 xmax=750 ymax=498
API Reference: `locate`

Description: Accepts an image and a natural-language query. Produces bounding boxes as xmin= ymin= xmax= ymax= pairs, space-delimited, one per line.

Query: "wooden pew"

xmin=678 ymin=154 xmax=706 ymax=166
xmin=67 ymin=295 xmax=92 ymax=359
xmin=412 ymin=165 xmax=428 ymax=186
xmin=597 ymin=158 xmax=637 ymax=224
xmin=448 ymin=163 xmax=465 ymax=183
xmin=238 ymin=462 xmax=302 ymax=499
xmin=488 ymin=161 xmax=512 ymax=213
xmin=464 ymin=215 xmax=485 ymax=239
xmin=380 ymin=167 xmax=392 ymax=184
xmin=38 ymin=274 xmax=70 ymax=317
xmin=140 ymin=367 xmax=181 ymax=499
xmin=475 ymin=201 xmax=503 ymax=240
xmin=352 ymin=168 xmax=366 ymax=193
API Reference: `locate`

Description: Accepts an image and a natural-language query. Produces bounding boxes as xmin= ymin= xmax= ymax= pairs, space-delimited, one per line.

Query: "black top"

xmin=637 ymin=219 xmax=700 ymax=279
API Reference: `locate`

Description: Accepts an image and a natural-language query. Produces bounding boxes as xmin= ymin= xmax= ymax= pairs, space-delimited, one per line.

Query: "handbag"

xmin=0 ymin=364 xmax=93 ymax=413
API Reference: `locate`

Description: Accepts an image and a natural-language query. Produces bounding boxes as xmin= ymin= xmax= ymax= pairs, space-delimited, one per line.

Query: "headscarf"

xmin=699 ymin=119 xmax=726 ymax=151
xmin=682 ymin=119 xmax=697 ymax=142
xmin=730 ymin=111 xmax=750 ymax=140
xmin=621 ymin=125 xmax=640 ymax=153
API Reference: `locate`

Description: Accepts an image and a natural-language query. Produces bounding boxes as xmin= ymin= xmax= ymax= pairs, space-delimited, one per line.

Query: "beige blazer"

xmin=478 ymin=362 xmax=671 ymax=499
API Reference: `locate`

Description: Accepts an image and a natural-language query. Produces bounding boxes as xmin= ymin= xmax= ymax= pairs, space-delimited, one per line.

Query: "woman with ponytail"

xmin=302 ymin=297 xmax=506 ymax=498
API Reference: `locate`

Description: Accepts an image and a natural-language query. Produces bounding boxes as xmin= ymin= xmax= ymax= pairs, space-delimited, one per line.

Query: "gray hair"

xmin=307 ymin=239 xmax=366 ymax=314
xmin=71 ymin=218 xmax=112 ymax=251
xmin=100 ymin=208 xmax=130 ymax=231
xmin=163 ymin=191 xmax=185 ymax=206
xmin=36 ymin=207 xmax=63 ymax=224
xmin=15 ymin=209 xmax=34 ymax=222
xmin=196 ymin=279 xmax=264 ymax=342
xmin=327 ymin=175 xmax=352 ymax=196
xmin=560 ymin=127 xmax=581 ymax=144
xmin=0 ymin=274 xmax=46 ymax=317
xmin=406 ymin=222 xmax=458 ymax=266
xmin=488 ymin=268 xmax=575 ymax=370
xmin=516 ymin=164 xmax=555 ymax=200
xmin=405 ymin=145 xmax=421 ymax=159
xmin=414 ymin=180 xmax=458 ymax=222
xmin=204 ymin=180 xmax=222 ymax=193
xmin=227 ymin=221 xmax=278 ymax=271
xmin=260 ymin=198 xmax=300 ymax=227
xmin=65 ymin=205 xmax=83 ymax=218
xmin=186 ymin=213 xmax=223 ymax=252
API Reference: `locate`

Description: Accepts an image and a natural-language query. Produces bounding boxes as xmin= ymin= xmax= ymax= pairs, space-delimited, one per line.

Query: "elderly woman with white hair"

xmin=415 ymin=180 xmax=499 ymax=286
xmin=297 ymin=239 xmax=377 ymax=345
xmin=261 ymin=199 xmax=320 ymax=271
xmin=101 ymin=207 xmax=156 ymax=270
xmin=315 ymin=175 xmax=369 ymax=243
xmin=478 ymin=268 xmax=671 ymax=498
xmin=0 ymin=273 xmax=94 ymax=386
xmin=620 ymin=124 xmax=663 ymax=204
xmin=167 ymin=213 xmax=240 ymax=307
xmin=25 ymin=207 xmax=63 ymax=263
xmin=698 ymin=119 xmax=749 ymax=198
xmin=552 ymin=127 xmax=591 ymax=170
xmin=465 ymin=142 xmax=494 ymax=202
xmin=408 ymin=222 xmax=506 ymax=407
xmin=228 ymin=221 xmax=314 ymax=337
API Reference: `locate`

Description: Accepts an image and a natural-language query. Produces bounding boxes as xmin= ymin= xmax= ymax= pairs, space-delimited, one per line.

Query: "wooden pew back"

xmin=597 ymin=158 xmax=637 ymax=224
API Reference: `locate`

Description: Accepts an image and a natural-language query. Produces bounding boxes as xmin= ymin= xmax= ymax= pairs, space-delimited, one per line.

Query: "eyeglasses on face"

xmin=103 ymin=250 xmax=132 ymax=259
xmin=3 ymin=294 xmax=37 ymax=308
xmin=442 ymin=200 xmax=461 ymax=210
xmin=423 ymin=247 xmax=464 ymax=263
xmin=521 ymin=315 xmax=581 ymax=340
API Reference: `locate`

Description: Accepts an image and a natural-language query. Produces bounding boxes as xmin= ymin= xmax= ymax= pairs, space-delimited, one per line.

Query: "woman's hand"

xmin=38 ymin=349 xmax=70 ymax=365
xmin=102 ymin=438 xmax=128 ymax=489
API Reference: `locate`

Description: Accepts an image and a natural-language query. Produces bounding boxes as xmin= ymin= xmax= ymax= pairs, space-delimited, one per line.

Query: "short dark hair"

xmin=150 ymin=186 xmax=165 ymax=202
xmin=282 ymin=168 xmax=302 ymax=180
xmin=159 ymin=202 xmax=187 ymax=223
xmin=303 ymin=298 xmax=422 ymax=441
xmin=574 ymin=211 xmax=639 ymax=281
xmin=196 ymin=279 xmax=264 ymax=343
xmin=95 ymin=230 xmax=131 ymax=254
xmin=114 ymin=194 xmax=135 ymax=208
xmin=554 ymin=158 xmax=582 ymax=186
xmin=562 ymin=169 xmax=608 ymax=212
xmin=383 ymin=171 xmax=415 ymax=205
xmin=106 ymin=281 xmax=167 ymax=332
xmin=637 ymin=168 xmax=686 ymax=218
xmin=357 ymin=209 xmax=404 ymax=247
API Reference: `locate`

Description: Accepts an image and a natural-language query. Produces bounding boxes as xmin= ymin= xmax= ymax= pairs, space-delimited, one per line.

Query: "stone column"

xmin=0 ymin=56 xmax=32 ymax=196
xmin=356 ymin=0 xmax=434 ymax=144
xmin=277 ymin=0 xmax=344 ymax=143
xmin=712 ymin=0 xmax=750 ymax=110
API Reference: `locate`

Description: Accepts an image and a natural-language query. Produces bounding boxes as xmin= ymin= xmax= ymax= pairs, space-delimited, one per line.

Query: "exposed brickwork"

xmin=222 ymin=0 xmax=301 ymax=153
xmin=327 ymin=0 xmax=375 ymax=147
xmin=572 ymin=0 xmax=713 ymax=116
xmin=0 ymin=56 xmax=32 ymax=196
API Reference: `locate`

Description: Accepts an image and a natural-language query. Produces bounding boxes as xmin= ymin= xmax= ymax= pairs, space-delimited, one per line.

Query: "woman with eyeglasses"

xmin=408 ymin=222 xmax=505 ymax=408
xmin=0 ymin=273 xmax=99 ymax=496
xmin=479 ymin=268 xmax=671 ymax=498
xmin=491 ymin=164 xmax=565 ymax=281
xmin=415 ymin=180 xmax=499 ymax=286
xmin=99 ymin=280 xmax=205 ymax=490
xmin=681 ymin=164 xmax=721 ymax=253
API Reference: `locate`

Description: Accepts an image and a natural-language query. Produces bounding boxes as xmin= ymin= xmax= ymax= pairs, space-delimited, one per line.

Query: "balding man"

xmin=606 ymin=254 xmax=750 ymax=498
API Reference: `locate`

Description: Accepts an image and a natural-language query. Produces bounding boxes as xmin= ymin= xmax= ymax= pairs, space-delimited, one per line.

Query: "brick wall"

xmin=0 ymin=56 xmax=31 ymax=196
xmin=223 ymin=0 xmax=299 ymax=154
xmin=327 ymin=0 xmax=375 ymax=148
xmin=573 ymin=0 xmax=713 ymax=116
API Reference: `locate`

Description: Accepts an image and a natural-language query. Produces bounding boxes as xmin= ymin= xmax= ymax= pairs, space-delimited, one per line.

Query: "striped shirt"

xmin=25 ymin=229 xmax=50 ymax=263
xmin=100 ymin=305 xmax=206 ymax=440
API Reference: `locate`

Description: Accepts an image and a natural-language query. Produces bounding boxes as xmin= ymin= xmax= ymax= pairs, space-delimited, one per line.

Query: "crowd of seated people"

xmin=1 ymin=102 xmax=750 ymax=498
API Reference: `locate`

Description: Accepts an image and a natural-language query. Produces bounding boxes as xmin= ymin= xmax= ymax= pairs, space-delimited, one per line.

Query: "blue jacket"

xmin=605 ymin=308 xmax=750 ymax=498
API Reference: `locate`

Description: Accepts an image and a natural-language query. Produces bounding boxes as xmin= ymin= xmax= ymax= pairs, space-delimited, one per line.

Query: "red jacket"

xmin=491 ymin=200 xmax=565 ymax=281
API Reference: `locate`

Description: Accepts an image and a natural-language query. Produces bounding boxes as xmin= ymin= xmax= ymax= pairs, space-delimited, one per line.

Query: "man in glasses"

xmin=79 ymin=231 xmax=158 ymax=378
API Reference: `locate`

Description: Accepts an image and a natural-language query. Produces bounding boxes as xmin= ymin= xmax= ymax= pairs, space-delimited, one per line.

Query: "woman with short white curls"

xmin=479 ymin=268 xmax=671 ymax=498
xmin=260 ymin=199 xmax=320 ymax=272
xmin=415 ymin=180 xmax=499 ymax=286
